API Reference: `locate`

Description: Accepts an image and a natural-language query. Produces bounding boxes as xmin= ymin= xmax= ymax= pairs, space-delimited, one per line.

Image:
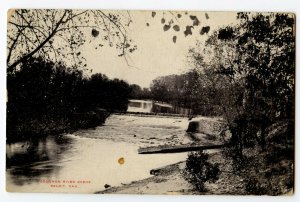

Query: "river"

xmin=6 ymin=114 xmax=191 ymax=193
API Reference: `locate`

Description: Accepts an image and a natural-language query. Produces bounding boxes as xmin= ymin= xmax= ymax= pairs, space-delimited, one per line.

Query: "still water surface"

xmin=6 ymin=118 xmax=187 ymax=193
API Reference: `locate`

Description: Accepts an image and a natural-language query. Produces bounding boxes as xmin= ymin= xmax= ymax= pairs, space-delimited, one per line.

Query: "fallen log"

xmin=138 ymin=144 xmax=225 ymax=154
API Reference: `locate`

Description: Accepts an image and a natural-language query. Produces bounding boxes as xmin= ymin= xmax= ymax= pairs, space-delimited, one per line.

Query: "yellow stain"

xmin=118 ymin=157 xmax=125 ymax=165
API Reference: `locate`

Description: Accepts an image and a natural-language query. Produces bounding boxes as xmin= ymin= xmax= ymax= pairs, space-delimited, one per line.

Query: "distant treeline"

xmin=8 ymin=56 xmax=214 ymax=142
xmin=7 ymin=57 xmax=132 ymax=142
xmin=130 ymin=70 xmax=223 ymax=116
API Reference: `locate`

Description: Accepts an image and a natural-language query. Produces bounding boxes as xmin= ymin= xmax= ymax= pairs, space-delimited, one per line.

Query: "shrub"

xmin=245 ymin=178 xmax=268 ymax=195
xmin=183 ymin=151 xmax=220 ymax=192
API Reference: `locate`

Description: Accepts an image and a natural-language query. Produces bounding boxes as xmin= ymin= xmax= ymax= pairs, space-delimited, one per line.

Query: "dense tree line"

xmin=194 ymin=12 xmax=295 ymax=154
xmin=148 ymin=70 xmax=223 ymax=116
xmin=129 ymin=84 xmax=152 ymax=100
xmin=7 ymin=9 xmax=137 ymax=142
xmin=145 ymin=11 xmax=295 ymax=193
xmin=184 ymin=12 xmax=294 ymax=194
xmin=7 ymin=57 xmax=132 ymax=142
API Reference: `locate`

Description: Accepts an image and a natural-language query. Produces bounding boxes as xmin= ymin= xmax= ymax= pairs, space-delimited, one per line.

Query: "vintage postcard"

xmin=6 ymin=9 xmax=295 ymax=195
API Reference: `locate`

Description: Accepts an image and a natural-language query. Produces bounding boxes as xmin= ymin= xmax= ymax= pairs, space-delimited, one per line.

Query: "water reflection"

xmin=6 ymin=135 xmax=73 ymax=186
xmin=6 ymin=134 xmax=187 ymax=193
xmin=6 ymin=115 xmax=189 ymax=193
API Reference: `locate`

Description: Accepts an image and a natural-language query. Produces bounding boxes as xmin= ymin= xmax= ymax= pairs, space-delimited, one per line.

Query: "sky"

xmin=81 ymin=11 xmax=238 ymax=88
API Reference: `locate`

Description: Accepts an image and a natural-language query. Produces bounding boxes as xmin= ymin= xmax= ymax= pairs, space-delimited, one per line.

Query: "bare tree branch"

xmin=7 ymin=10 xmax=68 ymax=73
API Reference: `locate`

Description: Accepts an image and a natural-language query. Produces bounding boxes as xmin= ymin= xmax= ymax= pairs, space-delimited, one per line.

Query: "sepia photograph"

xmin=6 ymin=9 xmax=295 ymax=195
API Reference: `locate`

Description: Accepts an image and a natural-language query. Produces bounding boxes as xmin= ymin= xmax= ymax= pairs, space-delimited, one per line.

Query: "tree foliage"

xmin=147 ymin=11 xmax=211 ymax=43
xmin=7 ymin=57 xmax=132 ymax=142
xmin=189 ymin=12 xmax=295 ymax=154
xmin=85 ymin=74 xmax=132 ymax=113
xmin=7 ymin=9 xmax=137 ymax=73
xmin=149 ymin=69 xmax=223 ymax=116
xmin=183 ymin=151 xmax=220 ymax=192
xmin=129 ymin=84 xmax=151 ymax=100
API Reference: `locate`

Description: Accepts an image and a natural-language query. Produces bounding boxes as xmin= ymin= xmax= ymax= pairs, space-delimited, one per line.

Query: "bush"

xmin=245 ymin=178 xmax=268 ymax=195
xmin=183 ymin=151 xmax=220 ymax=192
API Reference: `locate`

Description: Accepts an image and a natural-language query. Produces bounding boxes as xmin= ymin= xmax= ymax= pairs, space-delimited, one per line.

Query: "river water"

xmin=6 ymin=115 xmax=189 ymax=193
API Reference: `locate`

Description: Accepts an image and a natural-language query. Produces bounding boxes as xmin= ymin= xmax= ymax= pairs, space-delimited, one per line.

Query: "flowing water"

xmin=6 ymin=115 xmax=189 ymax=193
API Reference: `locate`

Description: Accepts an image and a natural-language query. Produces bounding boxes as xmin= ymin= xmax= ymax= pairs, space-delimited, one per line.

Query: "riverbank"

xmin=7 ymin=114 xmax=293 ymax=194
xmin=97 ymin=152 xmax=247 ymax=195
xmin=94 ymin=116 xmax=293 ymax=195
xmin=97 ymin=147 xmax=293 ymax=195
xmin=6 ymin=109 xmax=109 ymax=143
